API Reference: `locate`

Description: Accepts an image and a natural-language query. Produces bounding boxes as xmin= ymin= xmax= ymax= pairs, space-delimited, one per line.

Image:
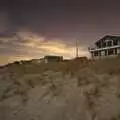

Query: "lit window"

xmin=107 ymin=41 xmax=112 ymax=46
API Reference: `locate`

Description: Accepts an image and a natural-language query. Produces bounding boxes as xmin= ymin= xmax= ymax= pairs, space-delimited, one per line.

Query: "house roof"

xmin=95 ymin=35 xmax=120 ymax=45
xmin=44 ymin=55 xmax=63 ymax=59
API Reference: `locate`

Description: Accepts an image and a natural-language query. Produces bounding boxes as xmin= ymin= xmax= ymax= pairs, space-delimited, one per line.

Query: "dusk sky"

xmin=0 ymin=0 xmax=120 ymax=65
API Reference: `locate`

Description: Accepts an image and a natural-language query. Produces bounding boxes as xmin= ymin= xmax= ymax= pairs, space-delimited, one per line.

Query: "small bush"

xmin=77 ymin=77 xmax=90 ymax=87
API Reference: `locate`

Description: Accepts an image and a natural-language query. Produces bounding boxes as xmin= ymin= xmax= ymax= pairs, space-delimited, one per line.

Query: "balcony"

xmin=89 ymin=45 xmax=120 ymax=52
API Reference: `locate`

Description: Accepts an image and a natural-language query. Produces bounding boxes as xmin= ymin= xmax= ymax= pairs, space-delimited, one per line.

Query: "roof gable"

xmin=95 ymin=35 xmax=120 ymax=45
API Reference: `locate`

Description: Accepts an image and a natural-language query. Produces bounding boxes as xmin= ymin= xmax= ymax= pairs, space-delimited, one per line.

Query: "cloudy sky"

xmin=0 ymin=0 xmax=120 ymax=65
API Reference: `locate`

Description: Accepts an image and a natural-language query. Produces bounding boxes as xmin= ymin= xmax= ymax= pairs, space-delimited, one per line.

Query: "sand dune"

xmin=0 ymin=58 xmax=120 ymax=120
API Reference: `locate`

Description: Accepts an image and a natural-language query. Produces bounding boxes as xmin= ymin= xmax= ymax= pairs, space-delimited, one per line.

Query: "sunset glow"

xmin=0 ymin=32 xmax=89 ymax=65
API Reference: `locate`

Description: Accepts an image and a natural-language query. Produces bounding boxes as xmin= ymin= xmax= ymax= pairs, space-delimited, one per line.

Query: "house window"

xmin=99 ymin=51 xmax=101 ymax=56
xmin=107 ymin=41 xmax=112 ymax=47
xmin=113 ymin=40 xmax=118 ymax=45
xmin=105 ymin=50 xmax=107 ymax=56
xmin=114 ymin=48 xmax=117 ymax=55
xmin=97 ymin=42 xmax=102 ymax=48
xmin=108 ymin=49 xmax=113 ymax=55
xmin=103 ymin=42 xmax=106 ymax=47
xmin=94 ymin=51 xmax=98 ymax=56
xmin=91 ymin=52 xmax=94 ymax=57
xmin=101 ymin=51 xmax=105 ymax=56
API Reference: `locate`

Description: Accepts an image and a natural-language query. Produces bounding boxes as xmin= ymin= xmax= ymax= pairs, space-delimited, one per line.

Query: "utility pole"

xmin=76 ymin=39 xmax=79 ymax=58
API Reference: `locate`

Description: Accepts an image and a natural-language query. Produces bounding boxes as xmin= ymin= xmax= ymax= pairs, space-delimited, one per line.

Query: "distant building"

xmin=31 ymin=58 xmax=44 ymax=64
xmin=74 ymin=56 xmax=88 ymax=62
xmin=63 ymin=59 xmax=69 ymax=62
xmin=44 ymin=55 xmax=63 ymax=63
xmin=89 ymin=35 xmax=120 ymax=59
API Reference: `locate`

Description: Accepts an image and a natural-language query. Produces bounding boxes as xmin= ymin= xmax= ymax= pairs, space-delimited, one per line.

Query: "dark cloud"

xmin=1 ymin=0 xmax=120 ymax=36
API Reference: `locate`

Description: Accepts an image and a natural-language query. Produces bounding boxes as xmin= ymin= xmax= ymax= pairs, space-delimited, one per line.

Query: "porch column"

xmin=99 ymin=51 xmax=101 ymax=59
xmin=107 ymin=50 xmax=109 ymax=55
xmin=91 ymin=52 xmax=94 ymax=58
xmin=106 ymin=50 xmax=108 ymax=56
xmin=112 ymin=40 xmax=114 ymax=46
xmin=117 ymin=48 xmax=120 ymax=54
xmin=113 ymin=49 xmax=116 ymax=55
